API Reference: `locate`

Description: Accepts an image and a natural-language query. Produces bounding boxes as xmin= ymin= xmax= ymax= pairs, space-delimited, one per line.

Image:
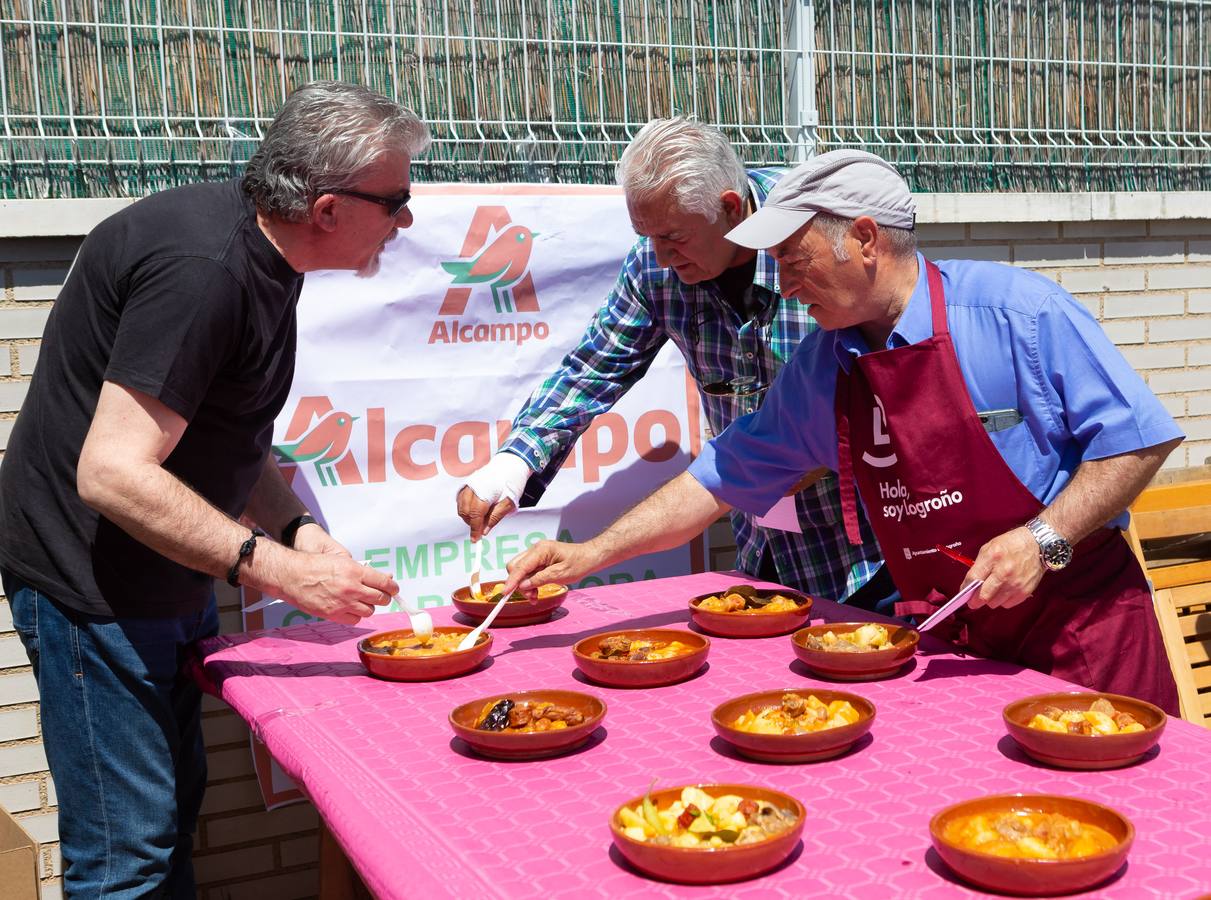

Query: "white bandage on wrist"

xmin=463 ymin=451 xmax=533 ymax=510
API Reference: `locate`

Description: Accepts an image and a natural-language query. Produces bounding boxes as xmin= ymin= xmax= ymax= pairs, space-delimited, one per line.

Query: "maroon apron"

xmin=834 ymin=260 xmax=1178 ymax=715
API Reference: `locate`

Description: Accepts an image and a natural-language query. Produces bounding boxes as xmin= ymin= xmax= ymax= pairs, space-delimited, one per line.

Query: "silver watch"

xmin=1025 ymin=516 xmax=1073 ymax=571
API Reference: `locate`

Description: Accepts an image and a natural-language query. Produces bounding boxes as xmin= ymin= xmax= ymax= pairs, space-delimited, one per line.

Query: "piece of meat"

xmin=678 ymin=804 xmax=701 ymax=829
xmin=598 ymin=636 xmax=633 ymax=658
xmin=1032 ymin=814 xmax=1082 ymax=853
xmin=993 ymin=815 xmax=1030 ymax=842
xmin=722 ymin=592 xmax=748 ymax=611
xmin=1066 ymin=719 xmax=1094 ymax=735
xmin=753 ymin=805 xmax=791 ymax=836
xmin=1041 ymin=705 xmax=1065 ymax=720
xmin=1112 ymin=711 xmax=1139 ymax=729
xmin=542 ymin=704 xmax=585 ymax=726
xmin=780 ymin=693 xmax=808 ymax=718
xmin=507 ymin=705 xmax=533 ymax=728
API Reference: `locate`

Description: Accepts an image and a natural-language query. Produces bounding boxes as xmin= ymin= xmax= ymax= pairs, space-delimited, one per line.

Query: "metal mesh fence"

xmin=1 ymin=0 xmax=1209 ymax=199
xmin=814 ymin=0 xmax=1211 ymax=191
xmin=0 ymin=0 xmax=794 ymax=196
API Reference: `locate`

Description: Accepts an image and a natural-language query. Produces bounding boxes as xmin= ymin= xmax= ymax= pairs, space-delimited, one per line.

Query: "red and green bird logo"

xmin=272 ymin=410 xmax=357 ymax=487
xmin=440 ymin=224 xmax=538 ymax=313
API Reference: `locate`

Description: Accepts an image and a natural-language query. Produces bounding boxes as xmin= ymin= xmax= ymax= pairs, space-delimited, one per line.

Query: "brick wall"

xmin=1 ymin=196 xmax=1210 ymax=897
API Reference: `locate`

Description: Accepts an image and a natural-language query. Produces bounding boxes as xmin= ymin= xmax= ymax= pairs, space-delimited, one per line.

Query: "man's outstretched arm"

xmin=498 ymin=471 xmax=729 ymax=596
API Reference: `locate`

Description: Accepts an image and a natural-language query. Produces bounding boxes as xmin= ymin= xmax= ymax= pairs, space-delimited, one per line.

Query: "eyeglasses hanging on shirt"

xmin=697 ymin=315 xmax=771 ymax=412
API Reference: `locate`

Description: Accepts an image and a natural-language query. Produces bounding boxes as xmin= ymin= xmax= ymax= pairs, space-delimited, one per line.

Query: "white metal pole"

xmin=789 ymin=0 xmax=818 ymax=161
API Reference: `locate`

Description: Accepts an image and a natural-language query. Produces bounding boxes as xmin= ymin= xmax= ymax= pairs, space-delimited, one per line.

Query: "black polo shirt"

xmin=0 ymin=179 xmax=303 ymax=617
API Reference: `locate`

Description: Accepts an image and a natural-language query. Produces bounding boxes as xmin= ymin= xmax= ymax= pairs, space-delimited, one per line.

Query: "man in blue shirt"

xmin=502 ymin=150 xmax=1181 ymax=712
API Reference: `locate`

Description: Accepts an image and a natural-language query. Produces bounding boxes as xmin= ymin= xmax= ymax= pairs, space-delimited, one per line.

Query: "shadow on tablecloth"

xmin=571 ymin=662 xmax=712 ymax=689
xmin=787 ymin=657 xmax=920 ymax=681
xmin=913 ymin=655 xmax=1025 ymax=682
xmin=451 ymin=607 xmax=572 ymax=628
xmin=707 ymin=732 xmax=875 ymax=766
xmin=211 ymin=622 xmax=378 ymax=649
xmin=206 ymin=659 xmax=372 ymax=681
xmin=993 ymin=733 xmax=1162 ymax=769
xmin=205 ymin=655 xmax=495 ymax=683
xmin=447 ymin=726 xmax=609 ymax=763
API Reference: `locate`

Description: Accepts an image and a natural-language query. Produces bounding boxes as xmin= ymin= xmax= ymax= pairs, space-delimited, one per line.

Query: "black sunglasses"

xmin=322 ymin=187 xmax=412 ymax=217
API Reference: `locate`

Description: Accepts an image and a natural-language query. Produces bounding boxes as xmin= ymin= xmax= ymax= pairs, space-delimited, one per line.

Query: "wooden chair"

xmin=1126 ymin=474 xmax=1211 ymax=728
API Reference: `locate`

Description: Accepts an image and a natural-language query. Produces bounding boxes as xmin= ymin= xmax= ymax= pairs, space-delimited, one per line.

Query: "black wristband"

xmin=281 ymin=513 xmax=318 ymax=549
xmin=226 ymin=528 xmax=265 ymax=587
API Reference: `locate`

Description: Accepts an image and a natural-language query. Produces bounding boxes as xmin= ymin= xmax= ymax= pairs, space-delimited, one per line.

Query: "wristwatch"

xmin=1025 ymin=516 xmax=1073 ymax=571
xmin=281 ymin=513 xmax=318 ymax=549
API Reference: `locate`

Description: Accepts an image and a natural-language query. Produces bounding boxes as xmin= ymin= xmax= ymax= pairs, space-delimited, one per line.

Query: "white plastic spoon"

xmin=469 ymin=538 xmax=483 ymax=599
xmin=457 ymin=587 xmax=510 ymax=651
xmin=358 ymin=560 xmax=432 ymax=641
xmin=398 ymin=593 xmax=434 ymax=643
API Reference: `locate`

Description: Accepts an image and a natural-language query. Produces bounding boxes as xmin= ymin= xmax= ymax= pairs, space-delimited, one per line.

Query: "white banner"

xmin=241 ymin=184 xmax=711 ymax=806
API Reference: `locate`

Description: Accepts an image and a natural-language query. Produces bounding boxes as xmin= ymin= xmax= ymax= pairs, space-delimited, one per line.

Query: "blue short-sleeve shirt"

xmin=689 ymin=254 xmax=1183 ymax=530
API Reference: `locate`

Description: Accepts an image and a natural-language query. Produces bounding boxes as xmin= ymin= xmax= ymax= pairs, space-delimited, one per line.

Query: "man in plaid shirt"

xmin=457 ymin=118 xmax=888 ymax=604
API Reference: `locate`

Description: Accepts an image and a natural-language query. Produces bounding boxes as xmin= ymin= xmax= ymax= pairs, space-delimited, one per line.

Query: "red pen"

xmin=935 ymin=543 xmax=976 ymax=567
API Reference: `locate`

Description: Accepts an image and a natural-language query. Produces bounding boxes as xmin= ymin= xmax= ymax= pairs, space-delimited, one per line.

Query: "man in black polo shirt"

xmin=0 ymin=81 xmax=427 ymax=897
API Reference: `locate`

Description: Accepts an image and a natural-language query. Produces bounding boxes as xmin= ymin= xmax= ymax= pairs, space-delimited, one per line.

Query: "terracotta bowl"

xmin=1002 ymin=692 xmax=1166 ymax=770
xmin=711 ymin=689 xmax=876 ymax=763
xmin=450 ymin=579 xmax=569 ymax=627
xmin=689 ymin=586 xmax=813 ymax=638
xmin=358 ymin=626 xmax=492 ymax=682
xmin=930 ymin=794 xmax=1134 ymax=896
xmin=610 ymin=783 xmax=805 ymax=884
xmin=572 ymin=629 xmax=709 ymax=687
xmin=449 ymin=689 xmax=606 ymax=760
xmin=790 ymin=621 xmax=919 ymax=681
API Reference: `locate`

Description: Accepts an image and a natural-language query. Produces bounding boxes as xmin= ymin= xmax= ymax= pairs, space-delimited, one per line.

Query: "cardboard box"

xmin=0 ymin=805 xmax=39 ymax=900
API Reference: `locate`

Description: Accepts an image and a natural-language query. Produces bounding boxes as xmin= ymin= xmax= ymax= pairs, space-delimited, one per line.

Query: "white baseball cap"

xmin=727 ymin=149 xmax=916 ymax=249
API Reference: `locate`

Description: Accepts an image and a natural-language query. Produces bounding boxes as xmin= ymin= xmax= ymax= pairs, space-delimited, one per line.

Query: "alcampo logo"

xmin=429 ymin=206 xmax=551 ymax=347
xmin=271 ymin=409 xmax=357 ymax=487
xmin=273 ymin=396 xmax=683 ymax=490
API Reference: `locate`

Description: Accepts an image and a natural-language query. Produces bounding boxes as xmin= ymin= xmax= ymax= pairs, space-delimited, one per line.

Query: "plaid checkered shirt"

xmin=500 ymin=169 xmax=884 ymax=601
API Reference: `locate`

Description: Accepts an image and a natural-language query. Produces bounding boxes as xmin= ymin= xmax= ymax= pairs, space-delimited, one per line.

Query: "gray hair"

xmin=616 ymin=117 xmax=748 ymax=222
xmin=812 ymin=212 xmax=918 ymax=261
xmin=243 ymin=81 xmax=431 ymax=221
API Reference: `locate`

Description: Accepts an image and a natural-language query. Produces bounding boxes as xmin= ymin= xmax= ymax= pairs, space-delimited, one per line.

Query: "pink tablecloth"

xmin=198 ymin=572 xmax=1211 ymax=899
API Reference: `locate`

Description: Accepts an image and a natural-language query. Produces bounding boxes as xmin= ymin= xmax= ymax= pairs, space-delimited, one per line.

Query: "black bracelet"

xmin=281 ymin=513 xmax=318 ymax=549
xmin=226 ymin=528 xmax=265 ymax=587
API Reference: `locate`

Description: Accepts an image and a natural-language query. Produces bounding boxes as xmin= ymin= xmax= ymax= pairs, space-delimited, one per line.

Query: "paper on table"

xmin=753 ymin=494 xmax=802 ymax=533
xmin=243 ymin=595 xmax=284 ymax=614
xmin=917 ymin=579 xmax=984 ymax=633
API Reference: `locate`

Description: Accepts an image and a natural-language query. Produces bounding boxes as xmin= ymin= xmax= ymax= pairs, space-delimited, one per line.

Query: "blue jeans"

xmin=3 ymin=571 xmax=218 ymax=899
